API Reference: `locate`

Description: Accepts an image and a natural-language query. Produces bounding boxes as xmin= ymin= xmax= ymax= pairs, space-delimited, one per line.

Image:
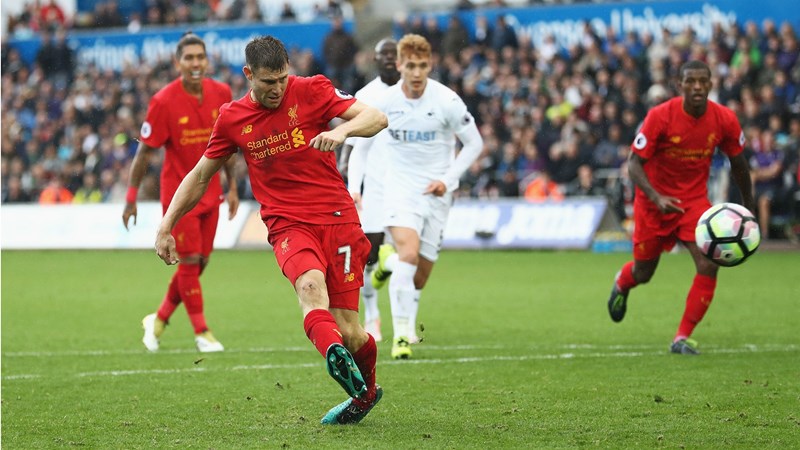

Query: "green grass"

xmin=2 ymin=249 xmax=799 ymax=449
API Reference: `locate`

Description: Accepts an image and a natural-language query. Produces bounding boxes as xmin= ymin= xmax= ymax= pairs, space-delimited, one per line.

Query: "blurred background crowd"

xmin=2 ymin=0 xmax=799 ymax=240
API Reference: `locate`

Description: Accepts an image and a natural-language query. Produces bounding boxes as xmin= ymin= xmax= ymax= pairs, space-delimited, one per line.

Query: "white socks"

xmin=389 ymin=260 xmax=417 ymax=340
xmin=408 ymin=289 xmax=421 ymax=339
xmin=384 ymin=252 xmax=399 ymax=273
xmin=361 ymin=262 xmax=379 ymax=323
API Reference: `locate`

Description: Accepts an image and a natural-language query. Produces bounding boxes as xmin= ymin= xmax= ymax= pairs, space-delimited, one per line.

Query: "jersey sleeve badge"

xmin=633 ymin=132 xmax=647 ymax=150
xmin=335 ymin=88 xmax=353 ymax=99
xmin=140 ymin=121 xmax=152 ymax=139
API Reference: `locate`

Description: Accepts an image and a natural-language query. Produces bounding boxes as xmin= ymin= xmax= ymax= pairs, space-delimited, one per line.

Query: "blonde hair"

xmin=397 ymin=34 xmax=431 ymax=61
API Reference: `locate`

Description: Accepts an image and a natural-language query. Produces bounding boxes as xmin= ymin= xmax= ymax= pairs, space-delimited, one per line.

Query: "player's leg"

xmin=387 ymin=226 xmax=420 ymax=359
xmin=608 ymin=253 xmax=660 ymax=322
xmin=325 ymin=303 xmax=382 ymax=424
xmin=321 ymin=224 xmax=377 ymax=416
xmin=323 ymin=227 xmax=382 ymax=425
xmin=143 ymin=212 xmax=207 ymax=351
xmin=275 ymin=224 xmax=367 ymax=400
xmin=142 ymin=271 xmax=178 ymax=351
xmin=670 ymin=241 xmax=719 ymax=355
xmin=409 ymin=257 xmax=434 ymax=343
xmin=362 ymin=231 xmax=384 ymax=341
xmin=175 ymin=208 xmax=222 ymax=352
xmin=407 ymin=204 xmax=447 ymax=343
xmin=608 ymin=209 xmax=665 ymax=322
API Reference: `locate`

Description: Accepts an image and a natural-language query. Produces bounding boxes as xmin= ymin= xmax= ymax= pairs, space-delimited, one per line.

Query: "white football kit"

xmin=375 ymin=78 xmax=483 ymax=261
xmin=346 ymin=76 xmax=395 ymax=233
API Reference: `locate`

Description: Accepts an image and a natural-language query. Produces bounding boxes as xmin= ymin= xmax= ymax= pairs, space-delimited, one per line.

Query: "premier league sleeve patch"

xmin=738 ymin=130 xmax=746 ymax=146
xmin=335 ymin=88 xmax=353 ymax=99
xmin=140 ymin=121 xmax=152 ymax=139
xmin=633 ymin=132 xmax=647 ymax=150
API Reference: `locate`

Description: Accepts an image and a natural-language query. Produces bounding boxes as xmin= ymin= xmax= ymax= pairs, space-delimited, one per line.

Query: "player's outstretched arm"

xmin=122 ymin=141 xmax=157 ymax=230
xmin=628 ymin=152 xmax=684 ymax=214
xmin=729 ymin=153 xmax=755 ymax=213
xmin=156 ymin=155 xmax=227 ymax=264
xmin=311 ymin=101 xmax=387 ymax=152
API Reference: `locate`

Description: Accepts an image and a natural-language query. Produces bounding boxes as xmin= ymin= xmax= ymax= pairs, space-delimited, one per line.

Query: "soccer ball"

xmin=695 ymin=203 xmax=760 ymax=267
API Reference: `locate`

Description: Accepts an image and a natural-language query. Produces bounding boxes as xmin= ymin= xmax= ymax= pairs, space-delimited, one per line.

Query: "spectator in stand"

xmin=279 ymin=2 xmax=297 ymax=22
xmin=72 ymin=171 xmax=103 ymax=203
xmin=36 ymin=28 xmax=75 ymax=89
xmin=750 ymin=129 xmax=785 ymax=239
xmin=566 ymin=164 xmax=606 ymax=197
xmin=39 ymin=173 xmax=73 ymax=204
xmin=524 ymin=168 xmax=564 ymax=202
xmin=2 ymin=175 xmax=32 ymax=203
xmin=442 ymin=15 xmax=469 ymax=59
xmin=323 ymin=15 xmax=359 ymax=94
xmin=39 ymin=0 xmax=67 ymax=31
xmin=491 ymin=15 xmax=518 ymax=52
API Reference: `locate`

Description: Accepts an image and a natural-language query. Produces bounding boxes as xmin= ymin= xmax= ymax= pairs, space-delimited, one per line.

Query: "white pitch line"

xmin=7 ymin=343 xmax=795 ymax=358
xmin=3 ymin=344 xmax=797 ymax=381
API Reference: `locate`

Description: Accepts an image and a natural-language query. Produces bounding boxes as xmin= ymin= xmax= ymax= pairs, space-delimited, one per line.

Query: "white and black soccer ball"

xmin=695 ymin=203 xmax=761 ymax=267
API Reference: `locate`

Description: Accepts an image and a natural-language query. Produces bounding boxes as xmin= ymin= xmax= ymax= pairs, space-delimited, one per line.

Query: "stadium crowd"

xmin=2 ymin=3 xmax=800 ymax=238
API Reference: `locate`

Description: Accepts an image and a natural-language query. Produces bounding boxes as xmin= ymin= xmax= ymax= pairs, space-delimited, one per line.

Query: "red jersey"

xmin=205 ymin=75 xmax=358 ymax=231
xmin=631 ymin=97 xmax=745 ymax=209
xmin=140 ymin=77 xmax=232 ymax=210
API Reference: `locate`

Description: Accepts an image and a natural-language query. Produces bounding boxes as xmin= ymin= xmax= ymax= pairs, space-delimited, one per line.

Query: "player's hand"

xmin=424 ymin=180 xmax=447 ymax=197
xmin=655 ymin=195 xmax=684 ymax=214
xmin=351 ymin=191 xmax=363 ymax=210
xmin=122 ymin=202 xmax=137 ymax=230
xmin=310 ymin=129 xmax=346 ymax=152
xmin=227 ymin=189 xmax=240 ymax=220
xmin=155 ymin=231 xmax=179 ymax=265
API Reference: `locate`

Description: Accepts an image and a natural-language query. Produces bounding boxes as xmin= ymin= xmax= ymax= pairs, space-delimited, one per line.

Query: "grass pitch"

xmin=2 ymin=249 xmax=798 ymax=449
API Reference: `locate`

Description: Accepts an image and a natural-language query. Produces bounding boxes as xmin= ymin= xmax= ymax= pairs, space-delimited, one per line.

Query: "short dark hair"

xmin=176 ymin=31 xmax=206 ymax=58
xmin=679 ymin=60 xmax=711 ymax=80
xmin=245 ymin=36 xmax=289 ymax=71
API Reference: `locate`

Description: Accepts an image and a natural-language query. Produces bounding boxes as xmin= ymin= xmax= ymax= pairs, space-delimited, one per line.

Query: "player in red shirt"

xmin=154 ymin=36 xmax=388 ymax=424
xmin=123 ymin=33 xmax=239 ymax=353
xmin=606 ymin=60 xmax=755 ymax=355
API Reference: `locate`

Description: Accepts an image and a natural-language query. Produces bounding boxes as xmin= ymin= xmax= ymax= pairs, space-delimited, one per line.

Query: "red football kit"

xmin=205 ymin=75 xmax=369 ymax=306
xmin=630 ymin=97 xmax=745 ymax=259
xmin=141 ymin=77 xmax=232 ymax=257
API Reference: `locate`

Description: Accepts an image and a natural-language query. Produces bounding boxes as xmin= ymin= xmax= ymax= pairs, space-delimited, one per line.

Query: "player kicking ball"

xmin=154 ymin=36 xmax=388 ymax=423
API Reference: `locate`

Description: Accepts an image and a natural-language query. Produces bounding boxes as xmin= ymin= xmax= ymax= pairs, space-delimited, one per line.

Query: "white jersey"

xmin=375 ymin=78 xmax=480 ymax=198
xmin=346 ymin=76 xmax=394 ymax=194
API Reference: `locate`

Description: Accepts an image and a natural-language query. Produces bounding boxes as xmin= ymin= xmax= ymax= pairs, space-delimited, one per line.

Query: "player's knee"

xmin=295 ymin=276 xmax=328 ymax=307
xmin=181 ymin=254 xmax=202 ymax=265
xmin=397 ymin=249 xmax=419 ymax=265
xmin=633 ymin=267 xmax=656 ymax=284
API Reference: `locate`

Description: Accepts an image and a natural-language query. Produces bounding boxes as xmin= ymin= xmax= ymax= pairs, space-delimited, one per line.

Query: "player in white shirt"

xmin=340 ymin=38 xmax=401 ymax=342
xmin=365 ymin=34 xmax=484 ymax=359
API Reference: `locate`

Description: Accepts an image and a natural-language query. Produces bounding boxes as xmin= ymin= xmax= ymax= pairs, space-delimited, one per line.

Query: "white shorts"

xmin=359 ymin=176 xmax=384 ymax=234
xmin=383 ymin=192 xmax=451 ymax=262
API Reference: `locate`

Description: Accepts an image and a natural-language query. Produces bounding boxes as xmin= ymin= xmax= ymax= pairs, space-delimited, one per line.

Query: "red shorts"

xmin=169 ymin=204 xmax=220 ymax=258
xmin=268 ymin=219 xmax=370 ymax=311
xmin=632 ymin=198 xmax=710 ymax=260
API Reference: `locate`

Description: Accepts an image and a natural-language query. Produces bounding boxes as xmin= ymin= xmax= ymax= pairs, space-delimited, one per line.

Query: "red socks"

xmin=675 ymin=274 xmax=717 ymax=341
xmin=157 ymin=272 xmax=181 ymax=322
xmin=616 ymin=261 xmax=637 ymax=291
xmin=353 ymin=333 xmax=377 ymax=393
xmin=303 ymin=309 xmax=344 ymax=357
xmin=176 ymin=263 xmax=207 ymax=334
